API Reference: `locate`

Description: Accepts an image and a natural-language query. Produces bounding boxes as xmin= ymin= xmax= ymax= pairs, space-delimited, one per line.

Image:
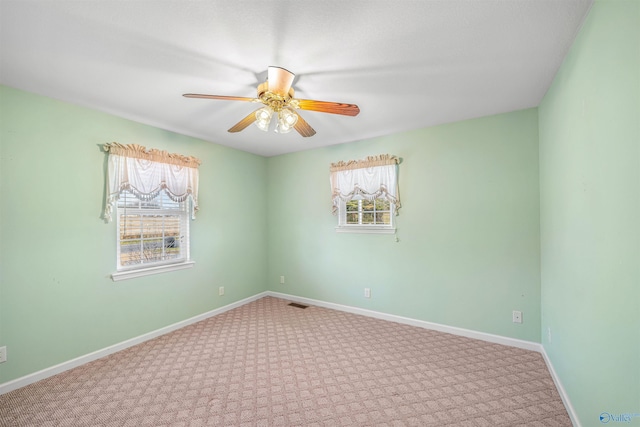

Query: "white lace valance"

xmin=330 ymin=154 xmax=400 ymax=215
xmin=103 ymin=143 xmax=201 ymax=222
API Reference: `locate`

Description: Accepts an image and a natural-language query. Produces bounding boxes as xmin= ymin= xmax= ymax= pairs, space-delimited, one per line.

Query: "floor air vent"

xmin=288 ymin=302 xmax=309 ymax=309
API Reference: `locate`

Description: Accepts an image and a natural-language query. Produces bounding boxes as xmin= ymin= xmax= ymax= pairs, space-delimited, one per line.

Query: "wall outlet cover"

xmin=512 ymin=310 xmax=523 ymax=324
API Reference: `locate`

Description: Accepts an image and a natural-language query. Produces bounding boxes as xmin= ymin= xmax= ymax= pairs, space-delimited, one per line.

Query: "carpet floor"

xmin=0 ymin=296 xmax=571 ymax=426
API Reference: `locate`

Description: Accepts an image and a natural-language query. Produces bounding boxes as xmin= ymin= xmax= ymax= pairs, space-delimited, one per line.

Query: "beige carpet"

xmin=0 ymin=296 xmax=571 ymax=426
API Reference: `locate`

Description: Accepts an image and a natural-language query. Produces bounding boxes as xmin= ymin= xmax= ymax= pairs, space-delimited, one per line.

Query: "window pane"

xmin=362 ymin=200 xmax=374 ymax=211
xmin=375 ymin=199 xmax=390 ymax=210
xmin=164 ymin=236 xmax=181 ymax=260
xmin=346 ymin=212 xmax=359 ymax=224
xmin=164 ymin=217 xmax=181 ymax=237
xmin=346 ymin=200 xmax=359 ymax=212
xmin=362 ymin=212 xmax=374 ymax=224
xmin=140 ymin=239 xmax=162 ymax=262
xmin=375 ymin=212 xmax=391 ymax=224
xmin=164 ymin=236 xmax=179 ymax=249
xmin=120 ymin=240 xmax=142 ymax=266
xmin=142 ymin=216 xmax=160 ymax=238
xmin=120 ymin=215 xmax=142 ymax=240
xmin=117 ymin=191 xmax=189 ymax=269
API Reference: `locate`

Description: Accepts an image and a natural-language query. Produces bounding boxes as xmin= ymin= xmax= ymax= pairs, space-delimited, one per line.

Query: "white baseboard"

xmin=266 ymin=291 xmax=580 ymax=427
xmin=540 ymin=346 xmax=582 ymax=427
xmin=267 ymin=291 xmax=541 ymax=351
xmin=0 ymin=289 xmax=579 ymax=427
xmin=0 ymin=292 xmax=269 ymax=395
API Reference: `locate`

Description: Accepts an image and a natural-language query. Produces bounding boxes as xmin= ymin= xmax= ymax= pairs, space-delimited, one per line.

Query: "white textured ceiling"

xmin=0 ymin=0 xmax=592 ymax=157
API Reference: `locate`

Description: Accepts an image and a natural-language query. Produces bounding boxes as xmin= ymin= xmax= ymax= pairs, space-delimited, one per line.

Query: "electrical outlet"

xmin=547 ymin=327 xmax=552 ymax=343
xmin=280 ymin=276 xmax=285 ymax=284
xmin=218 ymin=286 xmax=224 ymax=296
xmin=0 ymin=346 xmax=6 ymax=363
xmin=364 ymin=288 xmax=371 ymax=298
xmin=512 ymin=310 xmax=522 ymax=324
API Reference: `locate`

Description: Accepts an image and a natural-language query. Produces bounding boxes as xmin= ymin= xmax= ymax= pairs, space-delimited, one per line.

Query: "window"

xmin=104 ymin=143 xmax=200 ymax=281
xmin=116 ymin=190 xmax=190 ymax=270
xmin=330 ymin=154 xmax=400 ymax=234
xmin=345 ymin=198 xmax=392 ymax=225
xmin=338 ymin=198 xmax=395 ymax=232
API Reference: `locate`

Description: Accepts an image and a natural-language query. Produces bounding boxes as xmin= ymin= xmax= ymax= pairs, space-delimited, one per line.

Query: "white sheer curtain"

xmin=330 ymin=154 xmax=400 ymax=214
xmin=103 ymin=143 xmax=201 ymax=221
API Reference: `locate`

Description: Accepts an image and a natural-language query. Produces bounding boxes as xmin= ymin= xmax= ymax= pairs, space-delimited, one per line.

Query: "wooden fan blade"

xmin=293 ymin=113 xmax=316 ymax=138
xmin=228 ymin=110 xmax=259 ymax=133
xmin=267 ymin=66 xmax=295 ymax=97
xmin=183 ymin=93 xmax=257 ymax=102
xmin=296 ymin=99 xmax=360 ymax=116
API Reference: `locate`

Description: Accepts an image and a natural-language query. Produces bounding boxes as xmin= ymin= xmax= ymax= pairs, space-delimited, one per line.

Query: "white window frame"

xmin=111 ymin=191 xmax=194 ymax=281
xmin=336 ymin=197 xmax=396 ymax=234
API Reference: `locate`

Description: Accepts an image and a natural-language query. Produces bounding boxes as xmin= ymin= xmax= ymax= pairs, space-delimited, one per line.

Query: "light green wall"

xmin=539 ymin=0 xmax=640 ymax=424
xmin=267 ymin=109 xmax=541 ymax=342
xmin=0 ymin=85 xmax=268 ymax=383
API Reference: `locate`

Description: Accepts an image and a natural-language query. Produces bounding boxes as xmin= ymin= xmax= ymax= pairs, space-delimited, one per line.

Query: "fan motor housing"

xmin=257 ymin=82 xmax=295 ymax=112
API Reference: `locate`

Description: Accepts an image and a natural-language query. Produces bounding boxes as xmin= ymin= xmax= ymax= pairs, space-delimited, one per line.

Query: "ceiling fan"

xmin=183 ymin=66 xmax=360 ymax=137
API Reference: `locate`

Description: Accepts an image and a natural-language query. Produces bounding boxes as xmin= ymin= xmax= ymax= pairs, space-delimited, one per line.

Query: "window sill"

xmin=111 ymin=261 xmax=195 ymax=282
xmin=335 ymin=226 xmax=396 ymax=234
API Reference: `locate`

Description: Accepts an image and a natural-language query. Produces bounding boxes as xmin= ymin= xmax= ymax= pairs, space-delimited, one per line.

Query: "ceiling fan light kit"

xmin=183 ymin=66 xmax=360 ymax=138
xmin=274 ymin=107 xmax=298 ymax=134
xmin=255 ymin=107 xmax=273 ymax=131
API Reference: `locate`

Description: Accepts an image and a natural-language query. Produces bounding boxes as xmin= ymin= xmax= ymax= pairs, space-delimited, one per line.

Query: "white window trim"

xmin=112 ymin=190 xmax=193 ymax=280
xmin=335 ymin=199 xmax=396 ymax=234
xmin=115 ymin=202 xmax=191 ymax=271
xmin=335 ymin=225 xmax=396 ymax=234
xmin=111 ymin=261 xmax=195 ymax=282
